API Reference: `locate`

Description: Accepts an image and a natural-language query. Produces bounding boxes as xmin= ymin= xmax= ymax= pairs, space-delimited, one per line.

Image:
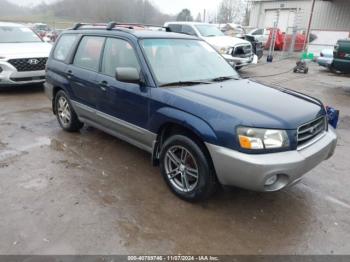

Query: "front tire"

xmin=160 ymin=135 xmax=218 ymax=202
xmin=54 ymin=90 xmax=83 ymax=132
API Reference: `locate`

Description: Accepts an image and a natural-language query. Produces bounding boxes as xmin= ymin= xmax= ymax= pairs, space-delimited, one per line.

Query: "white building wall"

xmin=312 ymin=0 xmax=350 ymax=31
xmin=249 ymin=0 xmax=350 ymax=31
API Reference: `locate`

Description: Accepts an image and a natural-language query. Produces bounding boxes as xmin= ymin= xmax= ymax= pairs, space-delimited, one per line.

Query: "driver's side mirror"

xmin=115 ymin=67 xmax=141 ymax=84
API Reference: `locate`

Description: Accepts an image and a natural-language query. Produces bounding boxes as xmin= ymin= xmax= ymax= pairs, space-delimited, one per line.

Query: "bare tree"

xmin=217 ymin=0 xmax=247 ymax=24
xmin=34 ymin=0 xmax=174 ymax=25
xmin=0 ymin=0 xmax=28 ymax=16
xmin=195 ymin=12 xmax=202 ymax=22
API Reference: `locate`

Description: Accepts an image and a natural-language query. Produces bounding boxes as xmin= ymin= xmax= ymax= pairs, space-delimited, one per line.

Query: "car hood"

xmin=161 ymin=79 xmax=324 ymax=130
xmin=0 ymin=42 xmax=52 ymax=59
xmin=203 ymin=36 xmax=251 ymax=49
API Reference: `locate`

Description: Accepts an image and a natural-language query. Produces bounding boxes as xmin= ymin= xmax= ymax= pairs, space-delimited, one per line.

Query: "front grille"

xmin=297 ymin=117 xmax=327 ymax=146
xmin=255 ymin=42 xmax=262 ymax=49
xmin=8 ymin=57 xmax=47 ymax=72
xmin=232 ymin=44 xmax=252 ymax=58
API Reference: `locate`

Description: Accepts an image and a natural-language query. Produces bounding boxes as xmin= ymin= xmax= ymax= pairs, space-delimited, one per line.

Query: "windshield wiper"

xmin=159 ymin=80 xmax=212 ymax=87
xmin=210 ymin=76 xmax=240 ymax=82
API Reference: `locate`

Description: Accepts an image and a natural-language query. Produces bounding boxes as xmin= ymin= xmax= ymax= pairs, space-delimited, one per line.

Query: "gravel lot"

xmin=0 ymin=59 xmax=349 ymax=255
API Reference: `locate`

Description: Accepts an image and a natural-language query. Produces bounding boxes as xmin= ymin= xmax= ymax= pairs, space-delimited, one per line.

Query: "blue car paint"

xmin=147 ymin=79 xmax=324 ymax=152
xmin=47 ymin=29 xmax=326 ymax=154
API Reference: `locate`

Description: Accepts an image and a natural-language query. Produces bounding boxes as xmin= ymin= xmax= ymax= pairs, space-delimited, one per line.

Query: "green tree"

xmin=176 ymin=8 xmax=193 ymax=21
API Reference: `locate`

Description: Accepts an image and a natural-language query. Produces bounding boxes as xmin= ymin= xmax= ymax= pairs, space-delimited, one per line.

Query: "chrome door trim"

xmin=71 ymin=100 xmax=156 ymax=153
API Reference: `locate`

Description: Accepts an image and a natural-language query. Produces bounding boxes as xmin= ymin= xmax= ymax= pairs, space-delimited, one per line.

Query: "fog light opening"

xmin=264 ymin=174 xmax=289 ymax=191
xmin=265 ymin=175 xmax=278 ymax=186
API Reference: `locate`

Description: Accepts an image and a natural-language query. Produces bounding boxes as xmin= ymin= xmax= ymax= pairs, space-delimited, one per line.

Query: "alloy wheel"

xmin=164 ymin=145 xmax=199 ymax=192
xmin=57 ymin=96 xmax=71 ymax=127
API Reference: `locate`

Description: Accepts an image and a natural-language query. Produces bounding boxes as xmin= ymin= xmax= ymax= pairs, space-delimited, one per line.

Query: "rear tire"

xmin=54 ymin=90 xmax=83 ymax=132
xmin=159 ymin=134 xmax=218 ymax=202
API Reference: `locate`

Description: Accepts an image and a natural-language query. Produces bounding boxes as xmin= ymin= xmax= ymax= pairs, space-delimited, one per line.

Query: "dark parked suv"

xmin=333 ymin=39 xmax=350 ymax=73
xmin=45 ymin=22 xmax=337 ymax=201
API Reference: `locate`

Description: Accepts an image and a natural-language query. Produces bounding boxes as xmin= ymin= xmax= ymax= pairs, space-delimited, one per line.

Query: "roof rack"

xmin=71 ymin=22 xmax=110 ymax=30
xmin=106 ymin=21 xmax=151 ymax=30
xmin=71 ymin=21 xmax=162 ymax=31
xmin=106 ymin=21 xmax=117 ymax=30
xmin=72 ymin=23 xmax=84 ymax=30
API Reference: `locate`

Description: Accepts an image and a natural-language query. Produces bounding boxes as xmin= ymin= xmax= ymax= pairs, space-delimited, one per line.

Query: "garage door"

xmin=264 ymin=9 xmax=296 ymax=32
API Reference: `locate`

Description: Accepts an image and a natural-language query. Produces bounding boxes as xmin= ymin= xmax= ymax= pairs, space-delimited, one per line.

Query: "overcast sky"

xmin=152 ymin=0 xmax=219 ymax=16
xmin=9 ymin=0 xmax=219 ymax=17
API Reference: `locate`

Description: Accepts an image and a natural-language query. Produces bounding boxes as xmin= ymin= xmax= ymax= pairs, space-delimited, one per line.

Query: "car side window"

xmin=53 ymin=34 xmax=78 ymax=61
xmin=252 ymin=29 xmax=263 ymax=35
xmin=101 ymin=38 xmax=140 ymax=78
xmin=167 ymin=24 xmax=182 ymax=33
xmin=73 ymin=36 xmax=105 ymax=71
xmin=182 ymin=25 xmax=197 ymax=36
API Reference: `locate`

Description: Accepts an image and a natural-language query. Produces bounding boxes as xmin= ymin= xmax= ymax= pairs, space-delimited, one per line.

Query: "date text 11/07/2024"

xmin=127 ymin=256 xmax=220 ymax=261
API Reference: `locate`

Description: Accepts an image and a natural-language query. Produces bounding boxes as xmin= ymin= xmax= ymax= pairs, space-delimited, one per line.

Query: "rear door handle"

xmin=99 ymin=80 xmax=108 ymax=91
xmin=67 ymin=70 xmax=73 ymax=79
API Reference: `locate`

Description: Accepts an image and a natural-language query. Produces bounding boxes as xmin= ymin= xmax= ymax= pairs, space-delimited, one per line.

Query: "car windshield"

xmin=35 ymin=24 xmax=49 ymax=31
xmin=195 ymin=25 xmax=224 ymax=37
xmin=0 ymin=26 xmax=42 ymax=43
xmin=141 ymin=38 xmax=238 ymax=86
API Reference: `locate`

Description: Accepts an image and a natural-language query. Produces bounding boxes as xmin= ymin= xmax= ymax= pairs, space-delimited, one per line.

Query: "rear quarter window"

xmin=53 ymin=34 xmax=78 ymax=61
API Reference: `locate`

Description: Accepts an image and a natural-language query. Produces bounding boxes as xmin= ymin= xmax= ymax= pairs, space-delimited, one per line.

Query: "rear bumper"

xmin=206 ymin=126 xmax=337 ymax=192
xmin=333 ymin=58 xmax=350 ymax=73
xmin=44 ymin=81 xmax=54 ymax=100
xmin=0 ymin=61 xmax=45 ymax=86
xmin=317 ymin=57 xmax=333 ymax=68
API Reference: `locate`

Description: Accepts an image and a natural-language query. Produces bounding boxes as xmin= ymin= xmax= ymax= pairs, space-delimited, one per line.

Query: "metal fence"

xmin=264 ymin=7 xmax=309 ymax=61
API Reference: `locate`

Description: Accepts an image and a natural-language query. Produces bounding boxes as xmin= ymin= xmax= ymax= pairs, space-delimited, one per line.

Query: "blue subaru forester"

xmin=45 ymin=23 xmax=337 ymax=201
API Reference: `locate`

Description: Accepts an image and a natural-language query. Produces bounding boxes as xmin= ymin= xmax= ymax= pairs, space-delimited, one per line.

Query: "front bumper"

xmin=206 ymin=126 xmax=337 ymax=192
xmin=0 ymin=61 xmax=46 ymax=86
xmin=222 ymin=54 xmax=258 ymax=67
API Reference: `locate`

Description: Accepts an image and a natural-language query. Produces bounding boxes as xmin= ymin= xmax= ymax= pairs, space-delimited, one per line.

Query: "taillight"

xmin=339 ymin=52 xmax=346 ymax=58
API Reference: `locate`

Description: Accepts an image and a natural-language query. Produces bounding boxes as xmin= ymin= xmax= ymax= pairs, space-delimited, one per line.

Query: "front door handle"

xmin=99 ymin=80 xmax=108 ymax=91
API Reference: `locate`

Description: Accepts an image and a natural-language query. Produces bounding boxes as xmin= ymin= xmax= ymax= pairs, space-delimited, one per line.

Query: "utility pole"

xmin=267 ymin=8 xmax=280 ymax=62
xmin=303 ymin=0 xmax=316 ymax=52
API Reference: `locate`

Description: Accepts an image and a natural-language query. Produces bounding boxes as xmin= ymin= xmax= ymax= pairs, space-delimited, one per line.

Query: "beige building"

xmin=249 ymin=0 xmax=350 ymax=53
xmin=249 ymin=0 xmax=350 ymax=32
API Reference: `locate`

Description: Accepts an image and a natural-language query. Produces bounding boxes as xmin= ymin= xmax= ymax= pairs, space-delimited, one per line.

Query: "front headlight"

xmin=237 ymin=127 xmax=289 ymax=150
xmin=219 ymin=47 xmax=232 ymax=55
